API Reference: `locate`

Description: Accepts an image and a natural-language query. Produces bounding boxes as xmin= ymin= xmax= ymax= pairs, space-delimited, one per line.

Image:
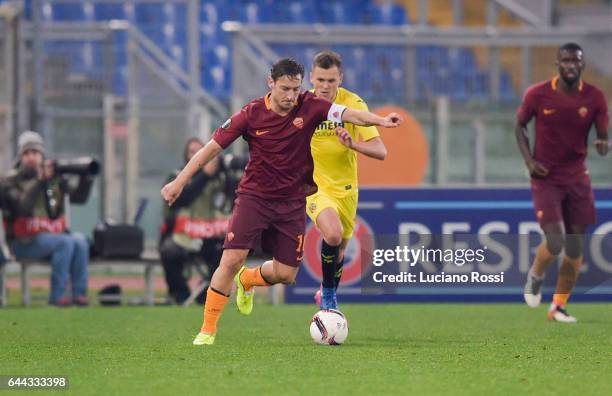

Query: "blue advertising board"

xmin=286 ymin=188 xmax=612 ymax=303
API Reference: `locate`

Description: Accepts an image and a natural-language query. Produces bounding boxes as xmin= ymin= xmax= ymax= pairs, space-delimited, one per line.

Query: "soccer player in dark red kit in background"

xmin=162 ymin=58 xmax=402 ymax=345
xmin=518 ymin=43 xmax=609 ymax=322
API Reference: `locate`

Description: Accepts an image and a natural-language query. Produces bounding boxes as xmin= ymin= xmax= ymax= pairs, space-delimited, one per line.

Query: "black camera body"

xmin=222 ymin=153 xmax=248 ymax=171
xmin=213 ymin=154 xmax=247 ymax=212
xmin=53 ymin=157 xmax=100 ymax=176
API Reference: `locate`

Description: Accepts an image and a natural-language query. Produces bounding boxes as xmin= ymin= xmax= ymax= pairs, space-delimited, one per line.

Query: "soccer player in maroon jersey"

xmin=517 ymin=43 xmax=609 ymax=323
xmin=161 ymin=58 xmax=402 ymax=345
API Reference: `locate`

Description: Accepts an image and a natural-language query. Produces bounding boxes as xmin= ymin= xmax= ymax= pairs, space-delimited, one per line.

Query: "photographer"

xmin=159 ymin=137 xmax=236 ymax=305
xmin=0 ymin=131 xmax=95 ymax=306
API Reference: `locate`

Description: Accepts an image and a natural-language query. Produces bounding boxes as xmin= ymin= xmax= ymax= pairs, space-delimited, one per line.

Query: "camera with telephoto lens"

xmin=210 ymin=154 xmax=247 ymax=212
xmin=53 ymin=157 xmax=100 ymax=176
xmin=222 ymin=153 xmax=248 ymax=171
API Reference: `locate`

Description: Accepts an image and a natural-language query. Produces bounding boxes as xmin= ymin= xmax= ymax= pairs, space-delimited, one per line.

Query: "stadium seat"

xmin=200 ymin=0 xmax=233 ymax=25
xmin=364 ymin=2 xmax=408 ymax=25
xmin=240 ymin=2 xmax=274 ymax=24
xmin=285 ymin=1 xmax=317 ymax=24
xmin=44 ymin=0 xmax=86 ymax=22
xmin=26 ymin=0 xmax=516 ymax=102
xmin=500 ymin=72 xmax=517 ymax=101
xmin=134 ymin=2 xmax=165 ymax=26
xmin=93 ymin=2 xmax=127 ymax=21
xmin=319 ymin=1 xmax=351 ymax=25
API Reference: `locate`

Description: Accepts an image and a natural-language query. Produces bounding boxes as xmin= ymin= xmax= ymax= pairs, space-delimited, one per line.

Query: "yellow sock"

xmin=201 ymin=288 xmax=229 ymax=335
xmin=532 ymin=242 xmax=557 ymax=277
xmin=239 ymin=266 xmax=272 ymax=291
xmin=553 ymin=255 xmax=582 ymax=307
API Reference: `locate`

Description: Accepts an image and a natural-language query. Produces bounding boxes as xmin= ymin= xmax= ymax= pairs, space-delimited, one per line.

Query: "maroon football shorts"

xmin=530 ymin=174 xmax=596 ymax=226
xmin=223 ymin=193 xmax=306 ymax=267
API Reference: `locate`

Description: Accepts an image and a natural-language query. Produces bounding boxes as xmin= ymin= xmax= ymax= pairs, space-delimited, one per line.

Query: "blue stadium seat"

xmin=174 ymin=2 xmax=188 ymax=24
xmin=500 ymin=72 xmax=516 ymax=101
xmin=203 ymin=45 xmax=230 ymax=69
xmin=319 ymin=1 xmax=351 ymax=25
xmin=171 ymin=45 xmax=187 ymax=70
xmin=44 ymin=0 xmax=86 ymax=22
xmin=449 ymin=48 xmax=477 ymax=72
xmin=93 ymin=2 xmax=126 ymax=21
xmin=213 ymin=45 xmax=230 ymax=67
xmin=28 ymin=0 xmax=516 ymax=102
xmin=200 ymin=0 xmax=233 ymax=25
xmin=134 ymin=2 xmax=165 ymax=26
xmin=240 ymin=2 xmax=274 ymax=23
xmin=283 ymin=1 xmax=317 ymax=24
xmin=200 ymin=24 xmax=218 ymax=51
xmin=114 ymin=66 xmax=128 ymax=95
xmin=22 ymin=0 xmax=33 ymax=19
xmin=469 ymin=71 xmax=489 ymax=98
xmin=202 ymin=64 xmax=231 ymax=99
xmin=140 ymin=27 xmax=165 ymax=48
xmin=364 ymin=2 xmax=408 ymax=25
xmin=174 ymin=24 xmax=188 ymax=50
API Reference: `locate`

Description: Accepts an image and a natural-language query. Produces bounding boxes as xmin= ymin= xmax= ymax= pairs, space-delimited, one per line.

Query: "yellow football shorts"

xmin=306 ymin=190 xmax=357 ymax=240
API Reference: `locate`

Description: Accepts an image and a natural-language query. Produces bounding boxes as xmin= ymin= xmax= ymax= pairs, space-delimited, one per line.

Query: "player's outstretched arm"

xmin=161 ymin=139 xmax=223 ymax=205
xmin=341 ymin=108 xmax=402 ymax=128
xmin=335 ymin=127 xmax=387 ymax=160
xmin=515 ymin=121 xmax=548 ymax=177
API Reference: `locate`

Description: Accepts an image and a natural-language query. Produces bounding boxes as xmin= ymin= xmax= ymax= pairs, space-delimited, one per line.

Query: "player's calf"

xmin=266 ymin=259 xmax=299 ymax=284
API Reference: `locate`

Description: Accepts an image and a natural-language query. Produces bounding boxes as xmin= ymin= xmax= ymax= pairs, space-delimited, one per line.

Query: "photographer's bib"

xmin=8 ymin=216 xmax=67 ymax=237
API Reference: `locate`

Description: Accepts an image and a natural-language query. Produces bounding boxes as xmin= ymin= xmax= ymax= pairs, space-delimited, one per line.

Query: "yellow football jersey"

xmin=310 ymin=87 xmax=380 ymax=197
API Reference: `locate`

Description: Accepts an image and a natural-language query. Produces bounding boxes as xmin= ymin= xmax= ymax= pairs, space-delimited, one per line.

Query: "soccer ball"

xmin=309 ymin=309 xmax=349 ymax=345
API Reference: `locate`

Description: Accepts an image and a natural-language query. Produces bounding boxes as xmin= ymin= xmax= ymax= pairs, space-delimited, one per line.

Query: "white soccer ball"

xmin=309 ymin=309 xmax=349 ymax=345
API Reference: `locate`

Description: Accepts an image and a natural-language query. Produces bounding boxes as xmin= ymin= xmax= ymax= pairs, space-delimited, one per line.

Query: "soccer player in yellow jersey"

xmin=307 ymin=51 xmax=388 ymax=309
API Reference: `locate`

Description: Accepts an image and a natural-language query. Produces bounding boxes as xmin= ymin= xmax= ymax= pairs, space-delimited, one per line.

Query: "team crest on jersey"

xmin=293 ymin=117 xmax=304 ymax=129
xmin=578 ymin=107 xmax=588 ymax=118
xmin=221 ymin=118 xmax=231 ymax=129
xmin=308 ymin=202 xmax=317 ymax=213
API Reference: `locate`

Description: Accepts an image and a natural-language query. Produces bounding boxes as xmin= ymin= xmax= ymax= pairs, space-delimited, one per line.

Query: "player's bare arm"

xmin=594 ymin=126 xmax=609 ymax=156
xmin=341 ymin=108 xmax=402 ymax=128
xmin=335 ymin=127 xmax=387 ymax=160
xmin=161 ymin=139 xmax=223 ymax=205
xmin=515 ymin=121 xmax=549 ymax=177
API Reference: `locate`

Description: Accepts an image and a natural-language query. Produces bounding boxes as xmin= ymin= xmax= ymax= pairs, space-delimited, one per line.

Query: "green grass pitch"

xmin=1 ymin=303 xmax=611 ymax=395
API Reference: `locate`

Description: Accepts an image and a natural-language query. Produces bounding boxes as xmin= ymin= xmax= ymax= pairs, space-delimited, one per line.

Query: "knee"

xmin=323 ymin=232 xmax=343 ymax=247
xmin=72 ymin=233 xmax=89 ymax=253
xmin=160 ymin=239 xmax=184 ymax=262
xmin=218 ymin=251 xmax=246 ymax=273
xmin=55 ymin=235 xmax=75 ymax=253
xmin=272 ymin=263 xmax=298 ymax=284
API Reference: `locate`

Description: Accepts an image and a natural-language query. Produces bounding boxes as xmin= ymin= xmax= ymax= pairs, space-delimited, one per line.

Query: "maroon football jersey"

xmin=517 ymin=77 xmax=610 ymax=183
xmin=213 ymin=91 xmax=336 ymax=199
